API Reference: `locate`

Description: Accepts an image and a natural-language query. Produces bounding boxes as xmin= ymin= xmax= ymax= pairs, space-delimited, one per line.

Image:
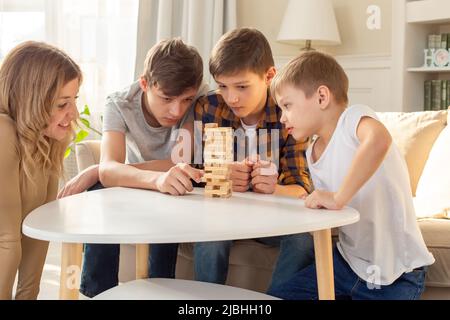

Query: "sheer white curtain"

xmin=134 ymin=0 xmax=237 ymax=85
xmin=0 ymin=0 xmax=139 ymax=119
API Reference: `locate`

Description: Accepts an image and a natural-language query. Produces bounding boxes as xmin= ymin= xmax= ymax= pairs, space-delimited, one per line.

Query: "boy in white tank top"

xmin=268 ymin=51 xmax=434 ymax=300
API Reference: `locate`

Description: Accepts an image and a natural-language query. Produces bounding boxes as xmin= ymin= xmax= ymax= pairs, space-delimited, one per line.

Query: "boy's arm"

xmin=277 ymin=136 xmax=313 ymax=197
xmin=250 ymin=160 xmax=306 ymax=197
xmin=100 ymin=118 xmax=199 ymax=193
xmin=130 ymin=118 xmax=195 ymax=172
xmin=305 ymin=117 xmax=392 ymax=209
xmin=99 ymin=131 xmax=163 ymax=189
xmin=334 ymin=117 xmax=392 ymax=206
xmin=275 ymin=184 xmax=308 ymax=198
xmin=252 ymin=136 xmax=310 ymax=197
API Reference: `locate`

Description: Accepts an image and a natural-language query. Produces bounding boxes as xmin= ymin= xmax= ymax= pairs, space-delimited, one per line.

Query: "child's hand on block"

xmin=230 ymin=160 xmax=253 ymax=192
xmin=250 ymin=159 xmax=278 ymax=194
xmin=156 ymin=163 xmax=203 ymax=196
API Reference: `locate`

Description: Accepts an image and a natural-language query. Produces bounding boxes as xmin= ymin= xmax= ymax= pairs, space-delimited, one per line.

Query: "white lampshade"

xmin=277 ymin=0 xmax=341 ymax=47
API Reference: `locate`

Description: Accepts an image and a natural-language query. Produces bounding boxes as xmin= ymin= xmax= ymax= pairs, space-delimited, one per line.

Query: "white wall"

xmin=237 ymin=0 xmax=394 ymax=112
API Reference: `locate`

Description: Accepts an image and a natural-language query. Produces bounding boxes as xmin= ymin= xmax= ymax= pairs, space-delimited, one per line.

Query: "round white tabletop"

xmin=22 ymin=187 xmax=359 ymax=244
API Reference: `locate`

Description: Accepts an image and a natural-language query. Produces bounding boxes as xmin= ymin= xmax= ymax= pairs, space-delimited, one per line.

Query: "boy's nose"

xmin=169 ymin=104 xmax=182 ymax=118
xmin=228 ymin=92 xmax=239 ymax=104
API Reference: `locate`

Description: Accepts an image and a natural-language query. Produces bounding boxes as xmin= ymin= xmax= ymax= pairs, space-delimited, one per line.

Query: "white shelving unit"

xmin=392 ymin=0 xmax=450 ymax=112
xmin=407 ymin=67 xmax=450 ymax=73
xmin=407 ymin=0 xmax=450 ymax=24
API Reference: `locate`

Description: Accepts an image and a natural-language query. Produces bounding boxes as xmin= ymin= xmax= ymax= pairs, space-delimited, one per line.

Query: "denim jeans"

xmin=194 ymin=233 xmax=315 ymax=291
xmin=79 ymin=182 xmax=179 ymax=298
xmin=267 ymin=247 xmax=428 ymax=300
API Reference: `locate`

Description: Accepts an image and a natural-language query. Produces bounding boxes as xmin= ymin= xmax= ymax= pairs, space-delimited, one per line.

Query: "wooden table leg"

xmin=313 ymin=229 xmax=335 ymax=300
xmin=59 ymin=243 xmax=83 ymax=300
xmin=136 ymin=244 xmax=149 ymax=279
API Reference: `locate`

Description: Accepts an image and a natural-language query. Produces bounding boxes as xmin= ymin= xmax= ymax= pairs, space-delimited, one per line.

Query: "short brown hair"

xmin=142 ymin=38 xmax=203 ymax=96
xmin=209 ymin=28 xmax=275 ymax=78
xmin=271 ymin=51 xmax=349 ymax=105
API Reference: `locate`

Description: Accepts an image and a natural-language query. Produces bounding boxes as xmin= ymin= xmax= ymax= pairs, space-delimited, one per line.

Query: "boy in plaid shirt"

xmin=155 ymin=28 xmax=315 ymax=291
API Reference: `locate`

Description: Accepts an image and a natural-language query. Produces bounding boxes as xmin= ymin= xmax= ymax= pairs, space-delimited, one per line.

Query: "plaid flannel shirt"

xmin=194 ymin=90 xmax=312 ymax=193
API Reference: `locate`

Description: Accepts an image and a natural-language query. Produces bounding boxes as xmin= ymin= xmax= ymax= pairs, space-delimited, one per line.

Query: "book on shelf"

xmin=426 ymin=80 xmax=450 ymax=111
xmin=424 ymin=80 xmax=431 ymax=111
xmin=431 ymin=80 xmax=441 ymax=111
xmin=427 ymin=34 xmax=450 ymax=50
xmin=447 ymin=80 xmax=450 ymax=110
xmin=442 ymin=81 xmax=447 ymax=110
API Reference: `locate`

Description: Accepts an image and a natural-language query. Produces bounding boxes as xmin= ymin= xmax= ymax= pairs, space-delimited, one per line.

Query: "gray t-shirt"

xmin=103 ymin=81 xmax=207 ymax=164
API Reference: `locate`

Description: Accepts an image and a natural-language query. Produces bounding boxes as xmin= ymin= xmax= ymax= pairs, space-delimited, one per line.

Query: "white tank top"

xmin=306 ymin=104 xmax=435 ymax=285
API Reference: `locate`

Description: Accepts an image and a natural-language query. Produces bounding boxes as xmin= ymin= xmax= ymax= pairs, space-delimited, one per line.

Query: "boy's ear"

xmin=317 ymin=86 xmax=331 ymax=110
xmin=139 ymin=77 xmax=149 ymax=92
xmin=265 ymin=67 xmax=277 ymax=85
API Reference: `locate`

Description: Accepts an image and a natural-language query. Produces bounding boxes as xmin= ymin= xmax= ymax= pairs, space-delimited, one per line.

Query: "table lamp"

xmin=277 ymin=0 xmax=341 ymax=51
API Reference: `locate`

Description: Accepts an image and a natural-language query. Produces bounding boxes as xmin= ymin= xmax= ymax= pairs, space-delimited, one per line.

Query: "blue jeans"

xmin=268 ymin=247 xmax=428 ymax=300
xmin=79 ymin=182 xmax=179 ymax=298
xmin=194 ymin=233 xmax=315 ymax=291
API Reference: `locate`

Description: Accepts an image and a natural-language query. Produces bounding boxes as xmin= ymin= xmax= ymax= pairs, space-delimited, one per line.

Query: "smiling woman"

xmin=0 ymin=41 xmax=82 ymax=300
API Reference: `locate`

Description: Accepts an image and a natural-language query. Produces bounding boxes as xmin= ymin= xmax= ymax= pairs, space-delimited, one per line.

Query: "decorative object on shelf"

xmin=277 ymin=0 xmax=341 ymax=51
xmin=435 ymin=49 xmax=450 ymax=68
xmin=423 ymin=48 xmax=450 ymax=68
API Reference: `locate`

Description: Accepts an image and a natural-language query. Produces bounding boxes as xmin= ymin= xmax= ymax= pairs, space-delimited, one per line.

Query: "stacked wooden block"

xmin=203 ymin=123 xmax=233 ymax=198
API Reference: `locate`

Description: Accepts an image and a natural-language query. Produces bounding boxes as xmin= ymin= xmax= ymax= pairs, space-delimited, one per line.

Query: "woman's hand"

xmin=57 ymin=164 xmax=100 ymax=199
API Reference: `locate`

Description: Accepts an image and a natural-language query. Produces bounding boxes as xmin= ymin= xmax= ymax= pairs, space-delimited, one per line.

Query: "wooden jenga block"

xmin=204 ymin=186 xmax=232 ymax=198
xmin=205 ymin=177 xmax=229 ymax=183
xmin=204 ymin=123 xmax=218 ymax=129
xmin=204 ymin=159 xmax=233 ymax=166
xmin=205 ymin=181 xmax=232 ymax=191
xmin=205 ymin=192 xmax=232 ymax=199
xmin=204 ymin=166 xmax=231 ymax=174
xmin=203 ymin=126 xmax=233 ymax=198
xmin=204 ymin=173 xmax=231 ymax=180
xmin=204 ymin=130 xmax=233 ymax=135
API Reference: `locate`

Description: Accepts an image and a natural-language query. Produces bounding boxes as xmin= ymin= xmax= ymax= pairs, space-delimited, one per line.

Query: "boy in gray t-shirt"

xmin=72 ymin=39 xmax=206 ymax=298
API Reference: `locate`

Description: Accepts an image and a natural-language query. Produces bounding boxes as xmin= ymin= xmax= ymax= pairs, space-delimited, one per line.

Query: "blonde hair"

xmin=0 ymin=41 xmax=82 ymax=183
xmin=271 ymin=51 xmax=349 ymax=105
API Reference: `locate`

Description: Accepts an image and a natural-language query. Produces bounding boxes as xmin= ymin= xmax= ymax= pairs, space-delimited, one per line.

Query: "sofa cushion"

xmin=75 ymin=140 xmax=101 ymax=171
xmin=415 ymin=124 xmax=450 ymax=219
xmin=177 ymin=241 xmax=279 ymax=292
xmin=376 ymin=111 xmax=447 ymax=196
xmin=418 ymin=219 xmax=450 ymax=287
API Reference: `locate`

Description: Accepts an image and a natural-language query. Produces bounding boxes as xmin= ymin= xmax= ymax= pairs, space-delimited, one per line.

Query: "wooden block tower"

xmin=203 ymin=123 xmax=233 ymax=198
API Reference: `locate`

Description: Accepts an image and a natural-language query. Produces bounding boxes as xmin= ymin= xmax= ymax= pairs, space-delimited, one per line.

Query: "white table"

xmin=93 ymin=279 xmax=279 ymax=300
xmin=22 ymin=187 xmax=359 ymax=300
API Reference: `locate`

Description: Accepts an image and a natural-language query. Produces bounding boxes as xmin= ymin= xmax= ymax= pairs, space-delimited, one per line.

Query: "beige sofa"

xmin=75 ymin=108 xmax=450 ymax=299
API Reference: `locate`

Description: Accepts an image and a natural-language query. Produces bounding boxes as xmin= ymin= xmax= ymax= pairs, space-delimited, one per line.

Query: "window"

xmin=0 ymin=0 xmax=139 ymax=121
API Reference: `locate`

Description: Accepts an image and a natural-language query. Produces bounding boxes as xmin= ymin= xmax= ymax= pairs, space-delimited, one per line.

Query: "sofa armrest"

xmin=75 ymin=140 xmax=101 ymax=171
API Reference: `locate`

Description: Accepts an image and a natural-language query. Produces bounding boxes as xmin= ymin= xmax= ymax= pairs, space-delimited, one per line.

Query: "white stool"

xmin=93 ymin=279 xmax=280 ymax=300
